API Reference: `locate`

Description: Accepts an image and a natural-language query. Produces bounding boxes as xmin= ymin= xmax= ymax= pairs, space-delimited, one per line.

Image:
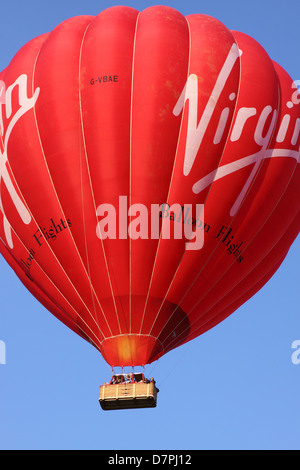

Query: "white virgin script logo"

xmin=173 ymin=44 xmax=300 ymax=216
xmin=0 ymin=75 xmax=39 ymax=248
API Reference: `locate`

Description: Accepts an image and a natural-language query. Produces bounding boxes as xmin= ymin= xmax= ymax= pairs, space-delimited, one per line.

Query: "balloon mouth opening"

xmin=97 ymin=296 xmax=191 ymax=367
xmin=100 ymin=334 xmax=164 ymax=368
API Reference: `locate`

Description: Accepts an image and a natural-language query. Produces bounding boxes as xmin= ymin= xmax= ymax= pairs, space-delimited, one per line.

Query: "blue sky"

xmin=0 ymin=0 xmax=299 ymax=451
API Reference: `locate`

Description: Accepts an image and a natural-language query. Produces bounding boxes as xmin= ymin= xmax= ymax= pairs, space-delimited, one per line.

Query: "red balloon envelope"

xmin=0 ymin=6 xmax=299 ymax=367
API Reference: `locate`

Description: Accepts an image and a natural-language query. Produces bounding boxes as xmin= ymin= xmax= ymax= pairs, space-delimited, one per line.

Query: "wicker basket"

xmin=99 ymin=380 xmax=159 ymax=410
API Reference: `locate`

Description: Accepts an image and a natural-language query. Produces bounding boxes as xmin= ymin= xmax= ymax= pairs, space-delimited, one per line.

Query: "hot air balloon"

xmin=0 ymin=5 xmax=299 ymax=410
